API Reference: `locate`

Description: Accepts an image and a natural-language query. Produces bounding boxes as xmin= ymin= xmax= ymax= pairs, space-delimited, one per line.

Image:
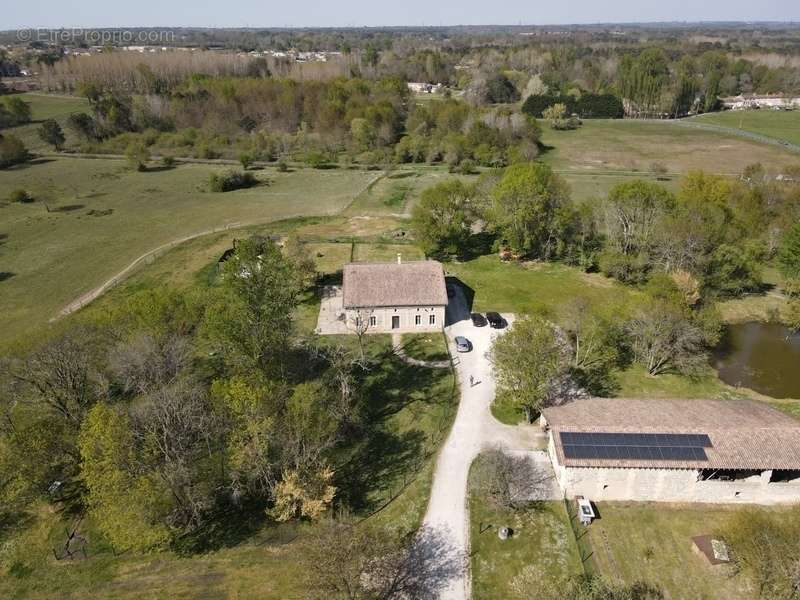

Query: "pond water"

xmin=712 ymin=322 xmax=800 ymax=399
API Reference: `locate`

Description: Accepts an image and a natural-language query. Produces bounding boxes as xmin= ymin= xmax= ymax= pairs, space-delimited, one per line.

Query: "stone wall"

xmin=547 ymin=433 xmax=800 ymax=505
xmin=345 ymin=305 xmax=446 ymax=334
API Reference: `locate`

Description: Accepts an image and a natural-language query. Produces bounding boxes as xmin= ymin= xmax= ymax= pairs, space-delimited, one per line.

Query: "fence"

xmin=563 ymin=495 xmax=596 ymax=575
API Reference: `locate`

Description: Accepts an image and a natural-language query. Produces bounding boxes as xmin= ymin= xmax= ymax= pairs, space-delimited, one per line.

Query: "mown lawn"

xmin=400 ymin=332 xmax=451 ymax=362
xmin=469 ymin=455 xmax=582 ymax=599
xmin=691 ymin=109 xmax=800 ymax=147
xmin=447 ymin=255 xmax=639 ymax=318
xmin=584 ymin=503 xmax=762 ymax=599
xmin=0 ymin=157 xmax=375 ymax=349
xmin=539 ymin=118 xmax=798 ymax=176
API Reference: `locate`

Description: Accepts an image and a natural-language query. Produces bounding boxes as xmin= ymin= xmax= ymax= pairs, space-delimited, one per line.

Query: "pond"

xmin=712 ymin=322 xmax=800 ymax=399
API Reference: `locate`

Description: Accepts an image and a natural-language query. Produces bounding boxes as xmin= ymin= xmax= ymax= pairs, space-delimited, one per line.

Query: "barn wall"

xmin=547 ymin=434 xmax=800 ymax=504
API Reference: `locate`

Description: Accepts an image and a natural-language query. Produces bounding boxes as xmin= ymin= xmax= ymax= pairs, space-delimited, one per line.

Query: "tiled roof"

xmin=543 ymin=398 xmax=800 ymax=470
xmin=342 ymin=261 xmax=448 ymax=308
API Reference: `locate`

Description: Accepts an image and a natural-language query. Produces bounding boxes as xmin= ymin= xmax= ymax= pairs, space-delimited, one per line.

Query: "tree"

xmin=238 ymin=152 xmax=254 ymax=170
xmin=561 ymin=299 xmax=621 ymax=395
xmin=625 ymin=300 xmax=706 ymax=376
xmin=66 ymin=112 xmax=97 ymax=140
xmin=283 ymin=233 xmax=317 ymax=289
xmin=720 ymin=507 xmax=800 ymax=599
xmin=301 ymin=519 xmax=461 ymax=600
xmin=489 ymin=162 xmax=571 ymax=259
xmin=473 ymin=447 xmax=550 ymax=509
xmin=125 ymin=141 xmax=150 ymax=171
xmin=203 ymin=238 xmax=300 ymax=374
xmin=79 ymin=403 xmax=171 ymax=551
xmin=270 ymin=466 xmax=336 ymax=522
xmin=704 ymin=243 xmax=763 ymax=297
xmin=778 ymin=223 xmax=800 ymax=280
xmin=0 ymin=134 xmax=29 ymax=169
xmin=1 ymin=96 xmax=31 ymax=125
xmin=490 ymin=316 xmax=572 ymax=422
xmin=485 ymin=73 xmax=520 ymax=104
xmin=411 ymin=179 xmax=474 ymax=257
xmin=602 ymin=180 xmax=674 ymax=256
xmin=37 ymin=119 xmax=66 ymax=151
xmin=542 ymin=103 xmax=567 ymax=122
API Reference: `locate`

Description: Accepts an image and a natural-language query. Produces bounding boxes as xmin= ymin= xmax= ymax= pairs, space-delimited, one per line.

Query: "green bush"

xmin=276 ymin=160 xmax=289 ymax=172
xmin=8 ymin=188 xmax=33 ymax=203
xmin=0 ymin=134 xmax=29 ymax=169
xmin=208 ymin=170 xmax=258 ymax=192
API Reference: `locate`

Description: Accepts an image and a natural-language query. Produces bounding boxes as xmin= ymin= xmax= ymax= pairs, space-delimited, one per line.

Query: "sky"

xmin=4 ymin=0 xmax=800 ymax=29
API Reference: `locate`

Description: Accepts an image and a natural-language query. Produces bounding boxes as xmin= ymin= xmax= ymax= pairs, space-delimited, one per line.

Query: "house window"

xmin=429 ymin=314 xmax=436 ymax=325
xmin=415 ymin=315 xmax=421 ymax=326
xmin=369 ymin=316 xmax=376 ymax=327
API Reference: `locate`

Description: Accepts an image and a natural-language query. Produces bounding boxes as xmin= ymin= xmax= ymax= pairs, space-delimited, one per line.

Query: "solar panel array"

xmin=559 ymin=431 xmax=712 ymax=462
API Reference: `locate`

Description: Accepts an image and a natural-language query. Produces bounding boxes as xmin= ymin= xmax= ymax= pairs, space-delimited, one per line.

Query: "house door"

xmin=391 ymin=316 xmax=400 ymax=329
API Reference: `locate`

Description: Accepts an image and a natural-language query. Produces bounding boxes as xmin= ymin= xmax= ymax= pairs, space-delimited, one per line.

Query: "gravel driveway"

xmin=421 ymin=284 xmax=551 ymax=599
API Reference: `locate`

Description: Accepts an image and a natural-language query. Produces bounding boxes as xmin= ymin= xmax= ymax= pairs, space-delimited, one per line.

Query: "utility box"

xmin=576 ymin=496 xmax=595 ymax=526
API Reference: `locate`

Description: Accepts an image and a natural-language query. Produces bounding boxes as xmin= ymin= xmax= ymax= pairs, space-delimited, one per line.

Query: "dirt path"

xmin=51 ymin=174 xmax=382 ymax=320
xmin=421 ymin=289 xmax=544 ymax=599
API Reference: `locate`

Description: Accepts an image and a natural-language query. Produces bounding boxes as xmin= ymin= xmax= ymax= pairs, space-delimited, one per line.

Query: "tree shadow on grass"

xmin=335 ymin=356 xmax=452 ymax=514
xmin=0 ymin=272 xmax=16 ymax=282
xmin=48 ymin=204 xmax=85 ymax=213
xmin=171 ymin=499 xmax=272 ymax=556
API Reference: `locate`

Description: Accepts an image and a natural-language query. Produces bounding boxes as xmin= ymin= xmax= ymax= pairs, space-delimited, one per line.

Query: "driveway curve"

xmin=421 ymin=287 xmax=543 ymax=599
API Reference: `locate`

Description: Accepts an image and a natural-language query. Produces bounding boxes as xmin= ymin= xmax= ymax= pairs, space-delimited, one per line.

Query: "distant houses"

xmin=542 ymin=398 xmax=800 ymax=504
xmin=720 ymin=94 xmax=800 ymax=110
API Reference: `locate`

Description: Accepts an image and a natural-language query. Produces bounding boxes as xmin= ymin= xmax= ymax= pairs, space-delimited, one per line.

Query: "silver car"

xmin=454 ymin=336 xmax=472 ymax=353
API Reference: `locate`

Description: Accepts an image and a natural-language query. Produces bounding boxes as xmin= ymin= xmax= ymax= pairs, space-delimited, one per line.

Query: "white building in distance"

xmin=542 ymin=398 xmax=800 ymax=504
xmin=342 ymin=259 xmax=448 ymax=333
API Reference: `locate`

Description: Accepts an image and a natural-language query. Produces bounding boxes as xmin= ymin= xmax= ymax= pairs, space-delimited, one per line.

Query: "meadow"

xmin=539 ymin=118 xmax=799 ymax=176
xmin=690 ymin=108 xmax=800 ymax=148
xmin=0 ymin=156 xmax=376 ymax=348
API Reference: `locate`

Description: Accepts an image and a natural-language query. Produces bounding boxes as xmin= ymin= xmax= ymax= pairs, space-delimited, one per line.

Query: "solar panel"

xmin=559 ymin=430 xmax=711 ymax=462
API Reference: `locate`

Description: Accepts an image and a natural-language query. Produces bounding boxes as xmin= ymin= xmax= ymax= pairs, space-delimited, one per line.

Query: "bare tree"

xmin=301 ymin=519 xmax=463 ymax=600
xmin=107 ymin=332 xmax=191 ymax=395
xmin=346 ymin=310 xmax=371 ymax=362
xmin=473 ymin=447 xmax=553 ymax=509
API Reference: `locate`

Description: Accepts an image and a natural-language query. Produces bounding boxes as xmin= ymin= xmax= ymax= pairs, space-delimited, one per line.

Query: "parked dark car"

xmin=454 ymin=336 xmax=472 ymax=352
xmin=486 ymin=312 xmax=505 ymax=328
xmin=470 ymin=313 xmax=487 ymax=327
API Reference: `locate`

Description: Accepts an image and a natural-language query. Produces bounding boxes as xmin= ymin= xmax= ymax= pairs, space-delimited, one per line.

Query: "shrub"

xmin=161 ymin=155 xmax=176 ymax=168
xmin=8 ymin=188 xmax=33 ymax=203
xmin=208 ymin=170 xmax=258 ymax=192
xmin=125 ymin=142 xmax=150 ymax=171
xmin=276 ymin=160 xmax=289 ymax=172
xmin=239 ymin=152 xmax=254 ymax=170
xmin=0 ymin=134 xmax=29 ymax=169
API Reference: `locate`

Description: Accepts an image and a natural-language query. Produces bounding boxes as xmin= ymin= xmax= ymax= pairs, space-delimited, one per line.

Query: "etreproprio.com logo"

xmin=15 ymin=28 xmax=176 ymax=45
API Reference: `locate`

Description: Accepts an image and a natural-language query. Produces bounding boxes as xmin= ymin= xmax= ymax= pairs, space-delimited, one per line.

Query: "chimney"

xmin=397 ymin=253 xmax=402 ymax=265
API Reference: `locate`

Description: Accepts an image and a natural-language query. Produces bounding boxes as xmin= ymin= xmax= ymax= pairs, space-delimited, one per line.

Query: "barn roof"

xmin=543 ymin=398 xmax=800 ymax=471
xmin=342 ymin=261 xmax=448 ymax=309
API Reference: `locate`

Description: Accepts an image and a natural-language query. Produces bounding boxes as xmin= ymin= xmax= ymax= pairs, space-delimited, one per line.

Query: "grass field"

xmin=0 ymin=157 xmax=376 ymax=348
xmin=469 ymin=454 xmax=582 ymax=599
xmin=2 ymin=93 xmax=90 ymax=152
xmin=540 ymin=119 xmax=799 ymax=177
xmin=344 ymin=168 xmax=475 ymax=216
xmin=691 ymin=109 xmax=800 ymax=148
xmin=584 ymin=503 xmax=761 ymax=599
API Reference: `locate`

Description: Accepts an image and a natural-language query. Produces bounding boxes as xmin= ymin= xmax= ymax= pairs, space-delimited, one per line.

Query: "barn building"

xmin=342 ymin=258 xmax=448 ymax=333
xmin=541 ymin=398 xmax=800 ymax=504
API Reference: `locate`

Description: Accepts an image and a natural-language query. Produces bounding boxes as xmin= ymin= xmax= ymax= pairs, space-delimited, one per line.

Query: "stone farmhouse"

xmin=342 ymin=259 xmax=448 ymax=333
xmin=541 ymin=398 xmax=800 ymax=504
